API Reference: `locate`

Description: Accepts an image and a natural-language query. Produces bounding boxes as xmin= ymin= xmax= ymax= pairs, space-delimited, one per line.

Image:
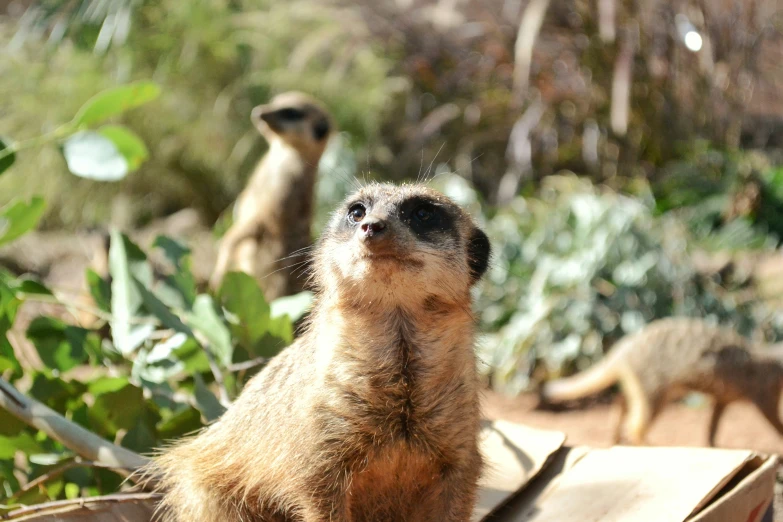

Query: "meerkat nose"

xmin=361 ymin=218 xmax=387 ymax=238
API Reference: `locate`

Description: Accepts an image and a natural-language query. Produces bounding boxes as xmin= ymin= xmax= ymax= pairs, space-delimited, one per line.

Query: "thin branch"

xmin=20 ymin=293 xmax=158 ymax=326
xmin=194 ymin=332 xmax=232 ymax=408
xmin=0 ymin=377 xmax=151 ymax=473
xmin=610 ymin=24 xmax=637 ymax=137
xmin=227 ymin=356 xmax=270 ymax=373
xmin=0 ymin=492 xmax=162 ymax=520
xmin=7 ymin=458 xmax=133 ymax=502
xmin=512 ymin=0 xmax=551 ymax=106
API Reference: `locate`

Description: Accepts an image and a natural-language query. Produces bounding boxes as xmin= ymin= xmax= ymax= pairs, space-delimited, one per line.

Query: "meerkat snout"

xmin=316 ymin=183 xmax=491 ymax=305
xmin=359 ymin=217 xmax=387 ymax=239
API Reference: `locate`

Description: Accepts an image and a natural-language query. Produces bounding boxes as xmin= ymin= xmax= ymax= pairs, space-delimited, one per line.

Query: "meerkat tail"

xmin=541 ymin=358 xmax=621 ymax=402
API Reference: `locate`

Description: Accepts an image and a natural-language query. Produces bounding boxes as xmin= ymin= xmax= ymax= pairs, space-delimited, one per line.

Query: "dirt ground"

xmin=482 ymin=390 xmax=783 ymax=520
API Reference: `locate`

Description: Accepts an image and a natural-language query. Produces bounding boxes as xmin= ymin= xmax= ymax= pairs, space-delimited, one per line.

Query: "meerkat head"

xmin=314 ymin=183 xmax=491 ymax=307
xmin=250 ymin=91 xmax=334 ymax=160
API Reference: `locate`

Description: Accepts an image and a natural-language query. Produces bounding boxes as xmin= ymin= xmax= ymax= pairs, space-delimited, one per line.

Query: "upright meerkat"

xmin=209 ymin=91 xmax=334 ymax=299
xmin=147 ymin=183 xmax=492 ymax=521
xmin=540 ymin=317 xmax=783 ymax=446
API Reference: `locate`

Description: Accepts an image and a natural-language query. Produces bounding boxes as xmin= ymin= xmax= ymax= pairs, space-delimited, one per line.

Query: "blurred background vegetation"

xmin=1 ymin=0 xmax=783 ymax=390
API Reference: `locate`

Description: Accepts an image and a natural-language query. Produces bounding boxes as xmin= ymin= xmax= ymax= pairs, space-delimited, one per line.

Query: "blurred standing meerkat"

xmin=540 ymin=317 xmax=783 ymax=446
xmin=147 ymin=183 xmax=492 ymax=522
xmin=209 ymin=91 xmax=334 ymax=298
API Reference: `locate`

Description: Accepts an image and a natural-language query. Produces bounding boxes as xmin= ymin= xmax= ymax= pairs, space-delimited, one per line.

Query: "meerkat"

xmin=145 ymin=183 xmax=492 ymax=521
xmin=540 ymin=317 xmax=783 ymax=446
xmin=209 ymin=91 xmax=334 ymax=299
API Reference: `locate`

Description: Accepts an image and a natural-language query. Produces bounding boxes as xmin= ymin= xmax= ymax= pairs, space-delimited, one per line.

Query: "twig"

xmin=227 ymin=356 xmax=270 ymax=373
xmin=194 ymin=332 xmax=232 ymax=408
xmin=598 ymin=0 xmax=616 ymax=43
xmin=19 ymin=293 xmax=158 ymax=326
xmin=0 ymin=378 xmax=151 ymax=473
xmin=511 ymin=0 xmax=551 ymax=106
xmin=0 ymin=492 xmax=162 ymax=520
xmin=7 ymin=458 xmax=132 ymax=502
xmin=610 ymin=24 xmax=638 ymax=137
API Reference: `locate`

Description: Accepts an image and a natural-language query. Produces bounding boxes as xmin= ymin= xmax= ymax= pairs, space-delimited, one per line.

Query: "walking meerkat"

xmin=147 ymin=183 xmax=492 ymax=521
xmin=540 ymin=317 xmax=783 ymax=446
xmin=209 ymin=91 xmax=334 ymax=299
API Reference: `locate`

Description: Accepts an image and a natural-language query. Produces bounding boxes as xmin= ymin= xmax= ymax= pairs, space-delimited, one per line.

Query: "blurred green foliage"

xmin=0 ymin=0 xmax=399 ymax=227
xmin=0 ymin=227 xmax=308 ymax=505
xmin=431 ymin=172 xmax=783 ymax=394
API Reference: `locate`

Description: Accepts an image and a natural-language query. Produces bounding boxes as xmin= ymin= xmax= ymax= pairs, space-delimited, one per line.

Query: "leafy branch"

xmin=0 ymin=81 xmax=160 ymax=181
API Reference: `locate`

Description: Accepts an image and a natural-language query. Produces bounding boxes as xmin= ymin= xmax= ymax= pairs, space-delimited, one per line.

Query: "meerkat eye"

xmin=413 ymin=204 xmax=436 ymax=223
xmin=348 ymin=204 xmax=366 ymax=223
xmin=276 ymin=108 xmax=305 ymax=121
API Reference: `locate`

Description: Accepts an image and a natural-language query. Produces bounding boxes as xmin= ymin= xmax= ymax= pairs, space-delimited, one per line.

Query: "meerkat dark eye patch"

xmin=275 ymin=108 xmax=305 ymax=121
xmin=467 ymin=228 xmax=491 ymax=282
xmin=313 ymin=118 xmax=330 ymax=141
xmin=399 ymin=197 xmax=457 ymax=241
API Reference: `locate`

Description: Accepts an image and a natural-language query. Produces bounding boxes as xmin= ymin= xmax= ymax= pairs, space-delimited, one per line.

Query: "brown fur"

xmin=209 ymin=91 xmax=335 ymax=299
xmin=540 ymin=317 xmax=783 ymax=446
xmin=146 ymin=183 xmax=492 ymax=521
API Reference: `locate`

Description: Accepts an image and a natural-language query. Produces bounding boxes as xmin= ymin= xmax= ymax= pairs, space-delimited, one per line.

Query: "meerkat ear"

xmin=313 ymin=117 xmax=331 ymax=141
xmin=467 ymin=227 xmax=491 ymax=283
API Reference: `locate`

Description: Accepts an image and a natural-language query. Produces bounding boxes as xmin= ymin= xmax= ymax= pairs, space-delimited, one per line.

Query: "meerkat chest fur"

xmin=315 ymin=298 xmax=479 ymax=445
xmin=238 ymin=141 xmax=317 ymax=236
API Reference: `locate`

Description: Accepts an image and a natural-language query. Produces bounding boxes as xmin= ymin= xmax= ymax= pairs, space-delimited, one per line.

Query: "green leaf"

xmin=29 ymin=453 xmax=72 ymax=466
xmin=120 ymin=410 xmax=159 ymax=454
xmin=153 ymin=236 xmax=196 ymax=309
xmin=0 ymin=336 xmax=20 ymax=378
xmin=65 ymin=483 xmax=80 ymax=500
xmin=88 ymin=379 xmax=145 ymax=436
xmin=16 ymin=278 xmax=53 ymax=297
xmin=0 ymin=197 xmax=46 ymax=246
xmin=185 ymin=295 xmax=233 ymax=367
xmin=88 ymin=376 xmax=130 ymax=395
xmin=98 ymin=125 xmax=149 ymax=172
xmin=270 ymin=291 xmax=314 ymax=324
xmin=86 ymin=269 xmax=111 ymax=312
xmin=135 ymin=279 xmax=192 ymax=335
xmin=0 ymin=408 xmax=26 ymax=436
xmin=267 ymin=317 xmax=293 ymax=346
xmin=27 ymin=317 xmax=91 ymax=372
xmin=157 ymin=406 xmax=202 ymax=440
xmin=172 ymin=337 xmax=211 ymax=374
xmin=0 ymin=137 xmax=15 ymax=176
xmin=193 ymin=373 xmax=225 ymax=422
xmin=0 ymin=279 xmax=22 ymax=377
xmin=63 ymin=131 xmax=128 ymax=181
xmin=0 ymin=433 xmax=42 ymax=459
xmin=132 ymin=334 xmax=191 ymax=384
xmin=109 ymin=231 xmax=153 ymax=354
xmin=72 ymin=82 xmax=161 ymax=127
xmin=0 ymin=460 xmax=21 ymax=496
xmin=218 ymin=272 xmax=271 ymax=347
xmin=29 ymin=373 xmax=87 ymax=413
